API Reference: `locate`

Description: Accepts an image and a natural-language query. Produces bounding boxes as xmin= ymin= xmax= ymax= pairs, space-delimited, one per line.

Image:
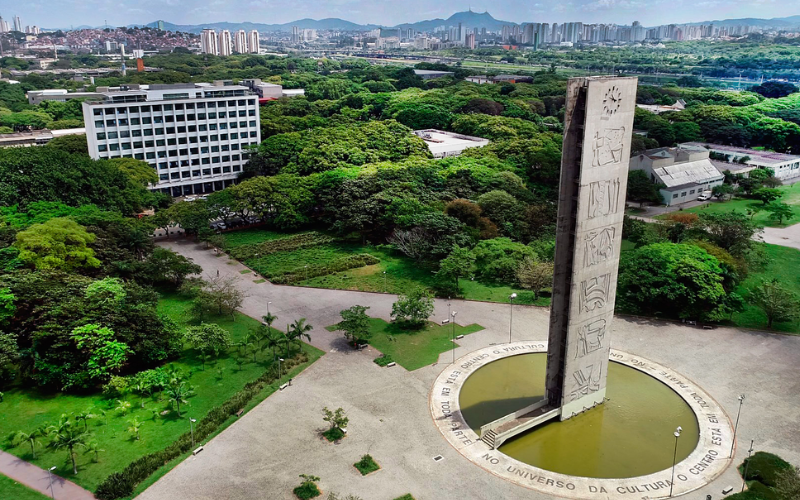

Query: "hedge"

xmin=271 ymin=254 xmax=380 ymax=284
xmin=228 ymin=232 xmax=335 ymax=260
xmin=95 ymin=352 xmax=309 ymax=499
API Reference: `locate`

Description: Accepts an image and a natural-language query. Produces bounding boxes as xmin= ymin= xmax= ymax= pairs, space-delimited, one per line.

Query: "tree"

xmin=0 ymin=331 xmax=19 ymax=387
xmin=107 ymin=158 xmax=158 ymax=188
xmin=44 ymin=134 xmax=89 ymax=155
xmin=775 ymin=466 xmax=800 ymax=500
xmin=74 ymin=410 xmax=94 ymax=432
xmin=337 ymin=305 xmax=371 ymax=346
xmin=183 ymin=276 xmax=245 ymax=320
xmin=627 ymin=170 xmax=663 ymax=207
xmin=472 ymin=238 xmax=536 ymax=283
xmin=712 ymin=184 xmax=734 ymax=201
xmin=47 ymin=415 xmax=89 ymax=475
xmin=749 ymin=81 xmax=799 ymax=99
xmin=286 ymin=318 xmax=313 ymax=356
xmin=164 ymin=381 xmax=194 ymax=417
xmin=14 ymin=218 xmax=101 ymax=271
xmin=765 ymin=202 xmax=794 ymax=225
xmin=322 ymin=407 xmax=349 ymax=431
xmin=70 ymin=324 xmax=131 ymax=387
xmin=753 ymin=187 xmax=783 ymax=206
xmin=139 ymin=247 xmax=201 ymax=288
xmin=8 ymin=426 xmax=47 ymax=458
xmin=517 ymin=258 xmax=554 ymax=300
xmin=391 ymin=288 xmax=434 ymax=328
xmin=115 ymin=400 xmax=132 ymax=415
xmin=185 ymin=323 xmax=231 ymax=368
xmin=618 ymin=243 xmax=727 ymax=320
xmin=435 ymin=246 xmax=476 ymax=297
xmin=698 ymin=212 xmax=761 ymax=256
xmin=749 ymin=279 xmax=800 ymax=329
xmin=477 ymin=190 xmax=524 ymax=236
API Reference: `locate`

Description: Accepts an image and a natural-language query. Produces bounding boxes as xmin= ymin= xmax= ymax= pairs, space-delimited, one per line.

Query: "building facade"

xmin=234 ymin=30 xmax=248 ymax=54
xmin=247 ymin=30 xmax=259 ymax=53
xmin=629 ymin=145 xmax=724 ymax=206
xmin=219 ymin=30 xmax=233 ymax=56
xmin=680 ymin=142 xmax=800 ymax=181
xmin=82 ymin=83 xmax=261 ymax=197
xmin=413 ymin=129 xmax=489 ymax=158
xmin=200 ymin=29 xmax=218 ymax=55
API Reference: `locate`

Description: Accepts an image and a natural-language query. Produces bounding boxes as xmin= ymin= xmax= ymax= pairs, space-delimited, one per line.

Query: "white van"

xmin=697 ymin=191 xmax=713 ymax=201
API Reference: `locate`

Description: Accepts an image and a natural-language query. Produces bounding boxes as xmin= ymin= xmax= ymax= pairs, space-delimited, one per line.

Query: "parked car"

xmin=184 ymin=196 xmax=197 ymax=202
xmin=697 ymin=191 xmax=713 ymax=201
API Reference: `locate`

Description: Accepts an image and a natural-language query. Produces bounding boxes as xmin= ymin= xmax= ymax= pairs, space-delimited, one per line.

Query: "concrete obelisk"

xmin=545 ymin=76 xmax=638 ymax=421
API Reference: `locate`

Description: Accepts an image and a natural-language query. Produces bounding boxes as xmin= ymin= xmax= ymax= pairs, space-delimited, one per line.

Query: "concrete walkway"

xmin=136 ymin=239 xmax=800 ymax=500
xmin=762 ymin=222 xmax=800 ymax=251
xmin=0 ymin=450 xmax=96 ymax=500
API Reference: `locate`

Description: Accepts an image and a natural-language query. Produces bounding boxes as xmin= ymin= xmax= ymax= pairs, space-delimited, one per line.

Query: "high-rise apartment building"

xmin=234 ymin=29 xmax=248 ymax=53
xmin=247 ymin=30 xmax=259 ymax=53
xmin=291 ymin=26 xmax=300 ymax=43
xmin=465 ymin=33 xmax=476 ymax=49
xmin=157 ymin=20 xmax=165 ymax=31
xmin=13 ymin=15 xmax=22 ymax=32
xmin=0 ymin=16 xmax=8 ymax=33
xmin=82 ymin=83 xmax=261 ymax=197
xmin=219 ymin=30 xmax=233 ymax=56
xmin=201 ymin=29 xmax=219 ymax=55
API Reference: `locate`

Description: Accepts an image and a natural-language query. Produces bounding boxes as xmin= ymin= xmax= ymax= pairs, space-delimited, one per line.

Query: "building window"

xmin=96 ymin=132 xmax=106 ymax=140
xmin=167 ymin=138 xmax=177 ymax=146
xmin=187 ymin=114 xmax=195 ymax=121
xmin=93 ymin=109 xmax=103 ymax=116
xmin=221 ymin=144 xmax=229 ymax=152
xmin=146 ymin=152 xmax=156 ymax=159
xmin=232 ymin=154 xmax=240 ymax=161
xmin=203 ymin=168 xmax=211 ymax=175
xmin=160 ymin=174 xmax=169 ymax=180
xmin=201 ymin=147 xmax=209 ymax=154
xmin=229 ymin=122 xmax=237 ymax=129
xmin=178 ymin=126 xmax=187 ymax=134
xmin=158 ymin=151 xmax=167 ymax=158
xmin=122 ymin=143 xmax=132 ymax=150
xmin=222 ymin=155 xmax=230 ymax=162
xmin=186 ymin=103 xmax=195 ymax=109
xmin=107 ymin=131 xmax=118 ymax=139
xmin=165 ymin=115 xmax=174 ymax=123
xmin=212 ymin=157 xmax=221 ymax=163
xmin=94 ymin=120 xmax=104 ymax=128
xmin=212 ymin=167 xmax=221 ymax=174
xmin=207 ymin=102 xmax=216 ymax=108
xmin=191 ymin=159 xmax=200 ymax=166
xmin=142 ymin=117 xmax=152 ymax=124
xmin=104 ymin=108 xmax=115 ymax=115
xmin=231 ymin=133 xmax=238 ymax=139
xmin=166 ymin=127 xmax=176 ymax=134
xmin=208 ymin=112 xmax=217 ymax=119
xmin=222 ymin=166 xmax=231 ymax=173
xmin=248 ymin=109 xmax=256 ymax=116
xmin=156 ymin=139 xmax=166 ymax=147
xmin=249 ymin=131 xmax=257 ymax=138
xmin=179 ymin=137 xmax=188 ymax=145
xmin=196 ymin=102 xmax=205 ymax=108
xmin=220 ymin=134 xmax=228 ymax=141
xmin=118 ymin=119 xmax=128 ymax=126
xmin=202 ymin=158 xmax=210 ymax=165
xmin=681 ymin=192 xmax=687 ymax=197
xmin=154 ymin=116 xmax=163 ymax=124
xmin=219 ymin=123 xmax=227 ymax=130
xmin=145 ymin=140 xmax=154 ymax=147
xmin=132 ymin=130 xmax=142 ymax=137
xmin=141 ymin=105 xmax=151 ymax=112
xmin=176 ymin=115 xmax=185 ymax=122
xmin=143 ymin=129 xmax=153 ymax=136
xmin=211 ymin=146 xmax=220 ymax=153
xmin=238 ymin=110 xmax=246 ymax=117
xmin=106 ymin=119 xmax=116 ymax=127
xmin=163 ymin=104 xmax=173 ymax=111
xmin=193 ymin=170 xmax=201 ymax=177
xmin=233 ymin=165 xmax=241 ymax=172
xmin=239 ymin=121 xmax=247 ymax=128
xmin=109 ymin=144 xmax=119 ymax=151
xmin=159 ymin=162 xmax=168 ymax=169
xmin=689 ymin=189 xmax=695 ymax=194
xmin=134 ymin=153 xmax=144 ymax=160
xmin=98 ymin=145 xmax=107 ymax=152
xmin=133 ymin=142 xmax=143 ymax=149
xmin=131 ymin=118 xmax=140 ymax=125
xmin=188 ymin=126 xmax=197 ymax=133
xmin=168 ymin=150 xmax=178 ymax=157
xmin=198 ymin=113 xmax=206 ymax=120
xmin=199 ymin=124 xmax=207 ymax=131
xmin=200 ymin=136 xmax=208 ymax=143
xmin=155 ymin=128 xmax=164 ymax=135
xmin=120 ymin=131 xmax=130 ymax=138
xmin=171 ymin=172 xmax=180 ymax=179
xmin=117 ymin=108 xmax=127 ymax=114
xmin=182 ymin=171 xmax=191 ymax=178
xmin=249 ymin=121 xmax=256 ymax=128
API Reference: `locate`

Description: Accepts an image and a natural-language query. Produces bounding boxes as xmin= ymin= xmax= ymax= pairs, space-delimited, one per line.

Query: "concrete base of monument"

xmin=429 ymin=342 xmax=734 ymax=499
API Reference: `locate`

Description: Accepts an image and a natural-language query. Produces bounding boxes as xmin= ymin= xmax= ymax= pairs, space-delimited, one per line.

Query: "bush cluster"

xmin=95 ymin=352 xmax=309 ymax=499
xmin=373 ymin=354 xmax=395 ymax=367
xmin=228 ymin=232 xmax=335 ymax=260
xmin=271 ymin=254 xmax=380 ymax=284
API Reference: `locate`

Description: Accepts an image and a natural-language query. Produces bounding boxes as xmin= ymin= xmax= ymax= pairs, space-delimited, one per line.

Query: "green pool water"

xmin=459 ymin=353 xmax=700 ymax=479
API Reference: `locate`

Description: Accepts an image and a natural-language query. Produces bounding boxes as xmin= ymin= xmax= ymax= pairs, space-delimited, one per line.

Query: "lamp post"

xmin=742 ymin=440 xmax=754 ymax=492
xmin=190 ymin=418 xmax=197 ymax=447
xmin=451 ymin=311 xmax=457 ymax=364
xmin=267 ymin=301 xmax=272 ymax=316
xmin=730 ymin=394 xmax=745 ymax=458
xmin=669 ymin=426 xmax=683 ymax=497
xmin=47 ymin=466 xmax=56 ymax=500
xmin=279 ymin=358 xmax=284 ymax=379
xmin=509 ymin=293 xmax=517 ymax=343
xmin=383 ymin=271 xmax=387 ymax=292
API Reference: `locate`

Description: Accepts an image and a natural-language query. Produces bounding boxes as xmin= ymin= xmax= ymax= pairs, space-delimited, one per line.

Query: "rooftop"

xmin=680 ymin=142 xmax=799 ymax=165
xmin=413 ymin=129 xmax=489 ymax=155
xmin=653 ymin=159 xmax=723 ymax=188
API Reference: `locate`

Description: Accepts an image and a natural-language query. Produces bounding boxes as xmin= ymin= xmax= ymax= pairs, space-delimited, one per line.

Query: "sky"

xmin=2 ymin=0 xmax=794 ymax=29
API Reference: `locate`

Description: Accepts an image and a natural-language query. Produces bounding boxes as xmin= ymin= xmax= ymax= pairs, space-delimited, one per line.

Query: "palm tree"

xmin=262 ymin=313 xmax=277 ymax=334
xmin=261 ymin=329 xmax=282 ymax=362
xmin=164 ymin=382 xmax=194 ymax=417
xmin=127 ymin=418 xmax=143 ymax=441
xmin=8 ymin=426 xmax=46 ymax=459
xmin=74 ymin=410 xmax=94 ymax=432
xmin=85 ymin=441 xmax=105 ymax=463
xmin=286 ymin=318 xmax=313 ymax=356
xmin=47 ymin=416 xmax=88 ymax=475
xmin=243 ymin=333 xmax=258 ymax=363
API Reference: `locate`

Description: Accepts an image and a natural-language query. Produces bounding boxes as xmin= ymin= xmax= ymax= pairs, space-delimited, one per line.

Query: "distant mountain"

xmin=52 ymin=11 xmax=800 ymax=34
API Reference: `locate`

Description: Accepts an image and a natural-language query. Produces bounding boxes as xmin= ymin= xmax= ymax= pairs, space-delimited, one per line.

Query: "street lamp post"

xmin=279 ymin=358 xmax=284 ymax=379
xmin=47 ymin=466 xmax=56 ymax=500
xmin=669 ymin=426 xmax=683 ymax=497
xmin=509 ymin=293 xmax=517 ymax=343
xmin=451 ymin=311 xmax=457 ymax=364
xmin=383 ymin=271 xmax=387 ymax=292
xmin=190 ymin=418 xmax=197 ymax=447
xmin=742 ymin=440 xmax=755 ymax=492
xmin=267 ymin=301 xmax=272 ymax=316
xmin=730 ymin=394 xmax=745 ymax=458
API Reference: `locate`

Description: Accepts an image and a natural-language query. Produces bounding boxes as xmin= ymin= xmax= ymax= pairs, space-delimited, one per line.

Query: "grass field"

xmin=223 ymin=229 xmax=550 ymax=306
xmin=0 ymin=475 xmax=48 ymax=500
xmin=327 ymin=318 xmax=483 ymax=371
xmin=731 ymin=244 xmax=800 ymax=333
xmin=0 ymin=293 xmax=323 ymax=494
xmin=676 ymin=182 xmax=800 ymax=227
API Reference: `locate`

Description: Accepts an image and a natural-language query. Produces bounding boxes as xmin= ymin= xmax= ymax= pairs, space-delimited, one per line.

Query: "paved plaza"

xmin=137 ymin=239 xmax=800 ymax=500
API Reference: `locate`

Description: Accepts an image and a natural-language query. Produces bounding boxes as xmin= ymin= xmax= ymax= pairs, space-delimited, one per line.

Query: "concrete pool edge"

xmin=429 ymin=341 xmax=734 ymax=499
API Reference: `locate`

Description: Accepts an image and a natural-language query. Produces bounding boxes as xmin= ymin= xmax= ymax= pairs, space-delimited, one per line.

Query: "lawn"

xmin=225 ymin=229 xmax=550 ymax=306
xmin=0 ymin=474 xmax=49 ymax=500
xmin=327 ymin=318 xmax=484 ymax=371
xmin=677 ymin=182 xmax=800 ymax=227
xmin=731 ymin=244 xmax=800 ymax=333
xmin=220 ymin=227 xmax=297 ymax=247
xmin=0 ymin=293 xmax=323 ymax=495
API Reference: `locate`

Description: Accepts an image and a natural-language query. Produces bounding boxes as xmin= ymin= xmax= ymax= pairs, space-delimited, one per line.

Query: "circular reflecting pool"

xmin=459 ymin=353 xmax=700 ymax=479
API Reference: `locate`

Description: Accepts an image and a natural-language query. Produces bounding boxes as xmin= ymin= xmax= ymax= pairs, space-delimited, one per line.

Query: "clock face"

xmin=603 ymin=86 xmax=622 ymax=116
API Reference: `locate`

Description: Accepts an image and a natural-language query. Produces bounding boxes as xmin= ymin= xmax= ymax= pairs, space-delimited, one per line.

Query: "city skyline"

xmin=6 ymin=1 xmax=798 ymax=31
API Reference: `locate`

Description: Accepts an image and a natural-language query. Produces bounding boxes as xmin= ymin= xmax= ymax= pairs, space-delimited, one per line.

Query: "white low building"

xmin=413 ymin=129 xmax=489 ymax=158
xmin=629 ymin=145 xmax=724 ymax=206
xmin=680 ymin=142 xmax=800 ymax=181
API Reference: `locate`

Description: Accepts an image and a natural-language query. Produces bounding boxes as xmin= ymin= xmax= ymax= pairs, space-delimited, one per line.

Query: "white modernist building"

xmin=247 ymin=30 xmax=260 ymax=53
xmin=680 ymin=142 xmax=800 ymax=181
xmin=219 ymin=30 xmax=233 ymax=56
xmin=413 ymin=129 xmax=489 ymax=158
xmin=82 ymin=83 xmax=261 ymax=197
xmin=629 ymin=145 xmax=724 ymax=206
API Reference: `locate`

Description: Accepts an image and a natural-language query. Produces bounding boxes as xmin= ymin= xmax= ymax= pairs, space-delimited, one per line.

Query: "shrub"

xmin=741 ymin=452 xmax=792 ymax=487
xmin=294 ymin=474 xmax=321 ymax=500
xmin=354 ymin=454 xmax=380 ymax=476
xmin=95 ymin=352 xmax=309 ymax=499
xmin=322 ymin=427 xmax=345 ymax=442
xmin=374 ymin=354 xmax=394 ymax=367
